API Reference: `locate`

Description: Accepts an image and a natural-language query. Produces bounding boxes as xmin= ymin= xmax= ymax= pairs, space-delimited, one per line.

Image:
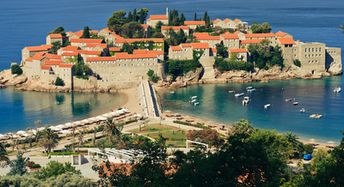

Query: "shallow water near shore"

xmin=160 ymin=76 xmax=344 ymax=142
xmin=0 ymin=88 xmax=126 ymax=133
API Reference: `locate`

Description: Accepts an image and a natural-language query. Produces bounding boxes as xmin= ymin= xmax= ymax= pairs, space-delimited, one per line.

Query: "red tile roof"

xmin=86 ymin=57 xmax=117 ymax=62
xmin=278 ymin=37 xmax=295 ymax=45
xmin=234 ymin=18 xmax=241 ymax=23
xmin=31 ymin=52 xmax=46 ymax=60
xmin=244 ymin=33 xmax=275 ymax=38
xmin=61 ymin=52 xmax=79 ymax=56
xmin=193 ymin=32 xmax=220 ymax=40
xmin=115 ymin=52 xmax=158 ymax=59
xmin=133 ymin=49 xmax=163 ymax=55
xmin=148 ymin=15 xmax=168 ymax=20
xmin=44 ymin=53 xmax=61 ymax=60
xmin=170 ymin=46 xmax=182 ymax=51
xmin=141 ymin=24 xmax=149 ymax=30
xmin=275 ymin=31 xmax=288 ymax=37
xmin=224 ymin=18 xmax=231 ymax=23
xmin=240 ymin=39 xmax=262 ymax=44
xmin=85 ymin=43 xmax=107 ymax=48
xmin=181 ymin=42 xmax=209 ymax=49
xmin=222 ymin=32 xmax=239 ymax=39
xmin=73 ymin=30 xmax=98 ymax=38
xmin=78 ymin=50 xmax=102 ymax=55
xmin=161 ymin=26 xmax=189 ymax=31
xmin=122 ymin=38 xmax=164 ymax=43
xmin=70 ymin=38 xmax=103 ymax=44
xmin=59 ymin=63 xmax=74 ymax=68
xmin=184 ymin=21 xmax=206 ymax=25
xmin=49 ymin=33 xmax=63 ymax=39
xmin=213 ymin=19 xmax=222 ymax=24
xmin=229 ymin=48 xmax=248 ymax=53
xmin=26 ymin=45 xmax=52 ymax=52
xmin=44 ymin=60 xmax=62 ymax=65
xmin=41 ymin=65 xmax=51 ymax=70
xmin=60 ymin=46 xmax=79 ymax=51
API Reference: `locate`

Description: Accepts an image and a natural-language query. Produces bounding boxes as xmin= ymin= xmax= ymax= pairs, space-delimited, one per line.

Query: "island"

xmin=0 ymin=8 xmax=343 ymax=186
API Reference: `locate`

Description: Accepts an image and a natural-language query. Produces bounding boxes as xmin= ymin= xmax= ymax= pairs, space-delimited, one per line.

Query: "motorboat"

xmin=247 ymin=88 xmax=256 ymax=92
xmin=264 ymin=104 xmax=271 ymax=109
xmin=293 ymin=102 xmax=299 ymax=105
xmin=193 ymin=102 xmax=200 ymax=106
xmin=191 ymin=96 xmax=198 ymax=99
xmin=242 ymin=97 xmax=250 ymax=105
xmin=309 ymin=114 xmax=322 ymax=119
xmin=300 ymin=108 xmax=306 ymax=113
xmin=235 ymin=93 xmax=244 ymax=97
xmin=246 ymin=86 xmax=253 ymax=90
xmin=285 ymin=98 xmax=293 ymax=102
xmin=190 ymin=99 xmax=197 ymax=103
xmin=228 ymin=90 xmax=235 ymax=93
xmin=334 ymin=87 xmax=341 ymax=93
xmin=170 ymin=91 xmax=175 ymax=94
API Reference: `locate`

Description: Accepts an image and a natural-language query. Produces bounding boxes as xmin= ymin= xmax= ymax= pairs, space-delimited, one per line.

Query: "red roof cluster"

xmin=184 ymin=21 xmax=206 ymax=25
xmin=278 ymin=37 xmax=295 ymax=45
xmin=26 ymin=45 xmax=52 ymax=52
xmin=148 ymin=15 xmax=168 ymax=20
xmin=244 ymin=33 xmax=275 ymax=38
xmin=193 ymin=32 xmax=220 ymax=41
xmin=70 ymin=38 xmax=103 ymax=44
xmin=161 ymin=26 xmax=189 ymax=31
xmin=229 ymin=48 xmax=248 ymax=53
xmin=49 ymin=33 xmax=63 ymax=39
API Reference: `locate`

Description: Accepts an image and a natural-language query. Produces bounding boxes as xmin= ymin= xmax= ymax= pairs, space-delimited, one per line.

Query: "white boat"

xmin=242 ymin=97 xmax=250 ymax=105
xmin=334 ymin=87 xmax=341 ymax=93
xmin=246 ymin=86 xmax=253 ymax=90
xmin=193 ymin=102 xmax=200 ymax=106
xmin=285 ymin=98 xmax=293 ymax=102
xmin=247 ymin=88 xmax=256 ymax=92
xmin=300 ymin=108 xmax=306 ymax=113
xmin=170 ymin=91 xmax=175 ymax=94
xmin=228 ymin=90 xmax=235 ymax=93
xmin=191 ymin=96 xmax=198 ymax=99
xmin=190 ymin=99 xmax=197 ymax=103
xmin=264 ymin=104 xmax=271 ymax=109
xmin=309 ymin=114 xmax=322 ymax=119
xmin=235 ymin=93 xmax=244 ymax=97
xmin=293 ymin=102 xmax=299 ymax=105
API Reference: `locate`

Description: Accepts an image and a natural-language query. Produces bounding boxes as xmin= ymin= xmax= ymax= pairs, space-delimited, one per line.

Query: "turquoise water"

xmin=0 ymin=0 xmax=343 ymax=135
xmin=160 ymin=77 xmax=344 ymax=142
xmin=0 ymin=88 xmax=126 ymax=133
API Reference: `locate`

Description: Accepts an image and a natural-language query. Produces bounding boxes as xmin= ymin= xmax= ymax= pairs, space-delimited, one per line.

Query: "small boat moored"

xmin=235 ymin=93 xmax=245 ymax=97
xmin=242 ymin=97 xmax=250 ymax=105
xmin=299 ymin=108 xmax=306 ymax=113
xmin=333 ymin=87 xmax=341 ymax=93
xmin=309 ymin=114 xmax=322 ymax=119
xmin=264 ymin=104 xmax=271 ymax=109
xmin=191 ymin=96 xmax=198 ymax=99
xmin=228 ymin=90 xmax=235 ymax=93
xmin=293 ymin=102 xmax=299 ymax=105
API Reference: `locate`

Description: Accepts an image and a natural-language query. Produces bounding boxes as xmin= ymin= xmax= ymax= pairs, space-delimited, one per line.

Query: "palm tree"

xmin=0 ymin=143 xmax=10 ymax=166
xmin=38 ymin=128 xmax=59 ymax=153
xmin=102 ymin=118 xmax=123 ymax=145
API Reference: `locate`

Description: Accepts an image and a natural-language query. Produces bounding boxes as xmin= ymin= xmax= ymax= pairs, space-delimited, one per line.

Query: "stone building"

xmin=184 ymin=21 xmax=206 ymax=29
xmin=147 ymin=14 xmax=168 ymax=28
xmin=228 ymin=48 xmax=248 ymax=62
xmin=21 ymin=45 xmax=52 ymax=62
xmin=169 ymin=43 xmax=210 ymax=60
xmin=161 ymin=26 xmax=190 ymax=37
xmin=212 ymin=18 xmax=248 ymax=31
xmin=46 ymin=34 xmax=63 ymax=45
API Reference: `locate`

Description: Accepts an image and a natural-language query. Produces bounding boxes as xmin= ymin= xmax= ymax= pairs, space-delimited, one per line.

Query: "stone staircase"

xmin=199 ymin=57 xmax=216 ymax=81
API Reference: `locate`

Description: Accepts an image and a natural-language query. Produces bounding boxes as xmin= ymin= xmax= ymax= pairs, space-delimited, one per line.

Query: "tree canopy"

xmin=251 ymin=22 xmax=272 ymax=33
xmin=248 ymin=40 xmax=284 ymax=69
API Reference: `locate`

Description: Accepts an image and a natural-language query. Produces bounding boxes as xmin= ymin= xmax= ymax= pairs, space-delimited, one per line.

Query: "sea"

xmin=0 ymin=0 xmax=343 ymax=139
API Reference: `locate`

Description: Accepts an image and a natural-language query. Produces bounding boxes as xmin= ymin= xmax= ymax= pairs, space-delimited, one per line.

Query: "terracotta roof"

xmin=109 ymin=47 xmax=121 ymax=52
xmin=148 ymin=15 xmax=168 ymax=20
xmin=60 ymin=46 xmax=79 ymax=51
xmin=181 ymin=42 xmax=209 ymax=49
xmin=229 ymin=48 xmax=248 ymax=53
xmin=193 ymin=33 xmax=220 ymax=40
xmin=59 ymin=63 xmax=74 ymax=68
xmin=240 ymin=39 xmax=262 ymax=44
xmin=31 ymin=52 xmax=46 ymax=60
xmin=49 ymin=33 xmax=63 ymax=39
xmin=275 ymin=31 xmax=288 ymax=37
xmin=115 ymin=52 xmax=158 ymax=59
xmin=245 ymin=33 xmax=275 ymax=38
xmin=234 ymin=18 xmax=241 ymax=23
xmin=61 ymin=51 xmax=79 ymax=56
xmin=86 ymin=57 xmax=116 ymax=62
xmin=213 ymin=19 xmax=222 ymax=24
xmin=170 ymin=46 xmax=182 ymax=51
xmin=70 ymin=38 xmax=103 ymax=44
xmin=133 ymin=49 xmax=163 ymax=55
xmin=44 ymin=60 xmax=62 ymax=65
xmin=41 ymin=65 xmax=51 ymax=70
xmin=123 ymin=38 xmax=164 ymax=43
xmin=224 ymin=18 xmax=231 ymax=23
xmin=141 ymin=24 xmax=149 ymax=30
xmin=212 ymin=47 xmax=217 ymax=54
xmin=78 ymin=50 xmax=102 ymax=55
xmin=85 ymin=43 xmax=107 ymax=48
xmin=222 ymin=32 xmax=239 ymax=39
xmin=26 ymin=45 xmax=52 ymax=52
xmin=161 ymin=26 xmax=189 ymax=31
xmin=44 ymin=53 xmax=61 ymax=60
xmin=278 ymin=37 xmax=295 ymax=45
xmin=73 ymin=30 xmax=98 ymax=38
xmin=184 ymin=21 xmax=206 ymax=25
xmin=100 ymin=28 xmax=112 ymax=33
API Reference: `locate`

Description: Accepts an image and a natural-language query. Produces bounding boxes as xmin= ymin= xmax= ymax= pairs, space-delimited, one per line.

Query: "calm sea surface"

xmin=0 ymin=0 xmax=343 ymax=137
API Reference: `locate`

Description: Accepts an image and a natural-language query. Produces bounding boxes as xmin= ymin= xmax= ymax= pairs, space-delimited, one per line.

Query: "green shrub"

xmin=293 ymin=59 xmax=301 ymax=67
xmin=55 ymin=77 xmax=65 ymax=86
xmin=11 ymin=64 xmax=23 ymax=75
xmin=147 ymin=69 xmax=160 ymax=83
xmin=215 ymin=57 xmax=254 ymax=72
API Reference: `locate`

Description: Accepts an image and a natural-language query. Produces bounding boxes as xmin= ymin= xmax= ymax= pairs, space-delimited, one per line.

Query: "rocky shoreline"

xmin=157 ymin=65 xmax=342 ymax=89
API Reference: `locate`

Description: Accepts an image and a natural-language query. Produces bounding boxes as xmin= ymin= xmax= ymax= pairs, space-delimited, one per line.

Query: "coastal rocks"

xmin=328 ymin=61 xmax=343 ymax=75
xmin=0 ymin=70 xmax=28 ymax=86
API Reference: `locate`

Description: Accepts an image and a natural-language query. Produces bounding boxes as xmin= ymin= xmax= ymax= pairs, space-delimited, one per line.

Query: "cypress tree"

xmin=82 ymin=26 xmax=90 ymax=38
xmin=194 ymin=12 xmax=197 ymax=21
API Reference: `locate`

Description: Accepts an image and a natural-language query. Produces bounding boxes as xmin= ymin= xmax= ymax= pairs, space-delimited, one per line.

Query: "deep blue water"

xmin=0 ymin=0 xmax=343 ymax=136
